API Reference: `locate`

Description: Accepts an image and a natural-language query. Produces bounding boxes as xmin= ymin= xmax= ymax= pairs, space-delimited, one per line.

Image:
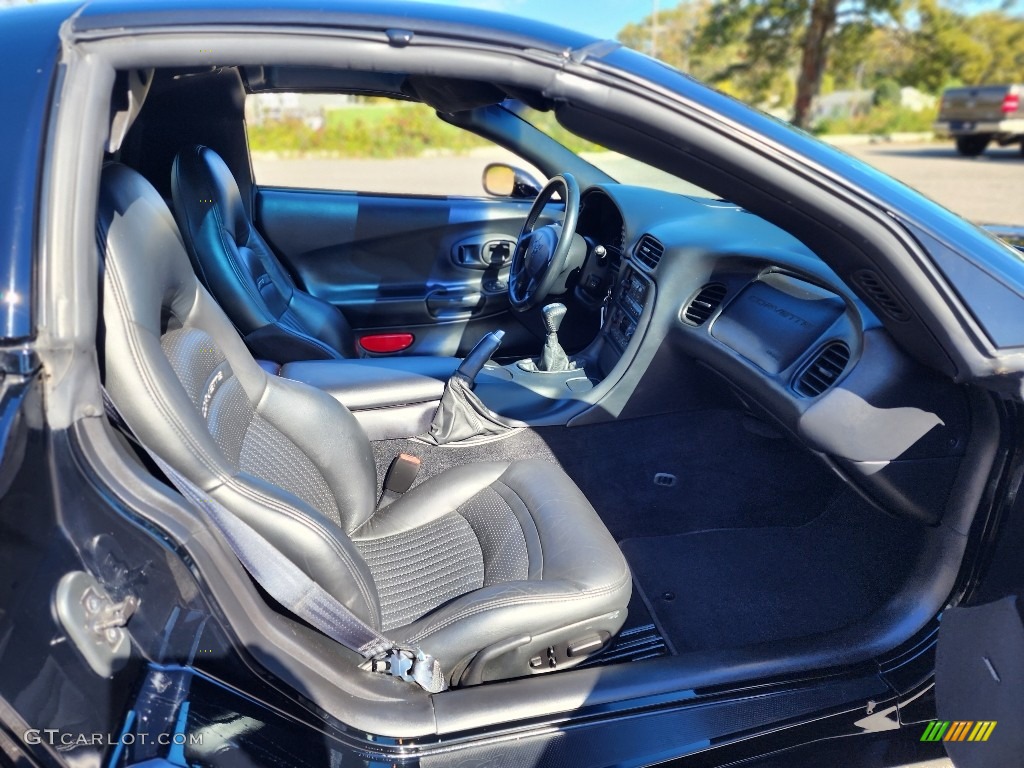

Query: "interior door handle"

xmin=453 ymin=238 xmax=516 ymax=269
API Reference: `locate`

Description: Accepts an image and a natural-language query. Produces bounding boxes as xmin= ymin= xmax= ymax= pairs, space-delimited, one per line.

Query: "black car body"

xmin=0 ymin=3 xmax=1022 ymax=768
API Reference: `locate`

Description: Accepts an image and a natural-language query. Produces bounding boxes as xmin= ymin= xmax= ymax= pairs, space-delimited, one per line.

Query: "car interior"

xmin=72 ymin=50 xmax=1002 ymax=737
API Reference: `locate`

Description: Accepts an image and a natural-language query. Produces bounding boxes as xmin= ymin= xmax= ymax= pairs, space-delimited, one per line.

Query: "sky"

xmin=2 ymin=0 xmax=1015 ymax=36
xmin=446 ymin=0 xmax=663 ymax=39
xmin=403 ymin=0 xmax=1017 ymax=40
xmin=405 ymin=0 xmax=671 ymax=39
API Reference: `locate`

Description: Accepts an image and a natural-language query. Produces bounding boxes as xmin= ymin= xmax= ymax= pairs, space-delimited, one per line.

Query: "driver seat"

xmin=171 ymin=144 xmax=357 ymax=362
xmin=98 ymin=162 xmax=631 ymax=685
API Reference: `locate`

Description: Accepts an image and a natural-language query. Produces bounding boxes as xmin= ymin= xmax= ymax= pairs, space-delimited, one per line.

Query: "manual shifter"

xmin=538 ymin=302 xmax=571 ymax=372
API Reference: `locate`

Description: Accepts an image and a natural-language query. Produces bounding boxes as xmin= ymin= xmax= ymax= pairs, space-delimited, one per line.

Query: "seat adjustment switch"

xmin=567 ymin=635 xmax=606 ymax=658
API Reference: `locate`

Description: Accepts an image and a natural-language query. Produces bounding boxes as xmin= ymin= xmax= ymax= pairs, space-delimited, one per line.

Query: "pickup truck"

xmin=934 ymin=83 xmax=1024 ymax=156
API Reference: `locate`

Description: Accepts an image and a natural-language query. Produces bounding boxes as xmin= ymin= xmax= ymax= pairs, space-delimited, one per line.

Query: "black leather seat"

xmin=99 ymin=163 xmax=631 ymax=685
xmin=171 ymin=145 xmax=357 ymax=362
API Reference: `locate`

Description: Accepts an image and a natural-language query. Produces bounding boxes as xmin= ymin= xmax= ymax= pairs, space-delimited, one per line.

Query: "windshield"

xmin=510 ymin=103 xmax=716 ymax=198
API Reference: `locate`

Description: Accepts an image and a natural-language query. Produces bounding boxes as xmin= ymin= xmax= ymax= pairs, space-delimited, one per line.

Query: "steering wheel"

xmin=508 ymin=173 xmax=580 ymax=312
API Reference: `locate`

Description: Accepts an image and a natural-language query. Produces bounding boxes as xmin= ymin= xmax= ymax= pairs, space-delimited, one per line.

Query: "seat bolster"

xmin=255 ymin=360 xmax=281 ymax=376
xmin=183 ymin=284 xmax=278 ymax=393
xmin=244 ymin=323 xmax=344 ymax=363
xmin=495 ymin=459 xmax=630 ymax=590
xmin=287 ymin=290 xmax=358 ymax=359
xmin=352 ymin=462 xmax=510 ymax=540
xmin=209 ymin=475 xmax=382 ymax=629
xmin=255 ymin=375 xmax=378 ymax=534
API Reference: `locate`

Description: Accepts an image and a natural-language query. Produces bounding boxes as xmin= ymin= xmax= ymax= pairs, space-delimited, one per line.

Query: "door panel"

xmin=255 ymin=188 xmax=553 ymax=357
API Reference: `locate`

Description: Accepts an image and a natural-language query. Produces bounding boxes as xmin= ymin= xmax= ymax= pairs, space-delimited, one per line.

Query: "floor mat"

xmin=581 ymin=581 xmax=672 ymax=668
xmin=620 ymin=493 xmax=923 ymax=653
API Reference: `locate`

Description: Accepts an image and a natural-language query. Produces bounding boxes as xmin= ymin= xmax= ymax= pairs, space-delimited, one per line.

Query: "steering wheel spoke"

xmin=507 ymin=174 xmax=580 ymax=312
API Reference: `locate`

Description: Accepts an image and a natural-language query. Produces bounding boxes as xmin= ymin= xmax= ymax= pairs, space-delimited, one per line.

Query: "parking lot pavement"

xmin=253 ymin=139 xmax=1023 ymax=227
xmin=842 ymin=141 xmax=1024 ymax=226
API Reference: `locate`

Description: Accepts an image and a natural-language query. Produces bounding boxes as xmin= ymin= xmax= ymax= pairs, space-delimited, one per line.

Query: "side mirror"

xmin=482 ymin=163 xmax=543 ymax=199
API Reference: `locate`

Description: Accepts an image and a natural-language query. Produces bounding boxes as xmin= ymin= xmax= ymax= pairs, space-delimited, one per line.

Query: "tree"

xmin=617 ymin=0 xmax=1024 ymax=129
xmin=701 ymin=0 xmax=902 ymax=127
xmin=617 ymin=1 xmax=795 ymax=107
xmin=826 ymin=21 xmax=913 ymax=91
xmin=618 ymin=2 xmax=714 ymax=75
xmin=903 ymin=1 xmax=1024 ymax=90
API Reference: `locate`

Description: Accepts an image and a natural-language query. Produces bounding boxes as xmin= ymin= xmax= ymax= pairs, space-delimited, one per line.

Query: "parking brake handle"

xmin=426 ymin=330 xmax=514 ymax=445
xmin=457 ymin=330 xmax=505 ymax=384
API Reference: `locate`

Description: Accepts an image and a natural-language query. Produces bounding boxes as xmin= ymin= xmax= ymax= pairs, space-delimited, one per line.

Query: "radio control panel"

xmin=606 ymin=267 xmax=650 ymax=351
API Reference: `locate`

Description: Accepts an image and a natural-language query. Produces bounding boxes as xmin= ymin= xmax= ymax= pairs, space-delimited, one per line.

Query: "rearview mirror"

xmin=483 ymin=163 xmax=543 ymax=199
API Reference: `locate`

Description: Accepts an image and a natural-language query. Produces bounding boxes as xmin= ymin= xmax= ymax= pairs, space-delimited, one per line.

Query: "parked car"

xmin=1 ymin=2 xmax=1022 ymax=768
xmin=934 ymin=83 xmax=1024 ymax=156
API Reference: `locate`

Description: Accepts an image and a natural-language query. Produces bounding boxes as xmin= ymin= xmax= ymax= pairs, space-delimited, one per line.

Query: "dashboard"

xmin=573 ymin=184 xmax=973 ymax=526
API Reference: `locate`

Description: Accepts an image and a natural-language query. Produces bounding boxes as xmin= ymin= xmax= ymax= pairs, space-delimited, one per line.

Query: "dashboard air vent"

xmin=852 ymin=270 xmax=910 ymax=322
xmin=683 ymin=282 xmax=728 ymax=326
xmin=794 ymin=342 xmax=851 ymax=397
xmin=634 ymin=235 xmax=665 ymax=270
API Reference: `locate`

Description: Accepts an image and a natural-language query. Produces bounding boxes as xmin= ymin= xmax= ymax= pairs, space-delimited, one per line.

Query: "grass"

xmin=248 ymin=102 xmax=491 ymax=158
xmin=248 ymin=99 xmax=940 ymax=158
xmin=247 ymin=101 xmax=611 ymax=158
xmin=813 ymin=104 xmax=938 ymax=136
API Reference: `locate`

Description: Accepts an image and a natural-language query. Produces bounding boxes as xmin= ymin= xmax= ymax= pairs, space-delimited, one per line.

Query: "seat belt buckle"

xmin=382 ymin=453 xmax=421 ymax=498
xmin=363 ymin=647 xmax=447 ymax=693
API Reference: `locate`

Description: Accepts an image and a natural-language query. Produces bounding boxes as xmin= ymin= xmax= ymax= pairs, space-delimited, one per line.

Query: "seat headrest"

xmin=172 ymin=145 xmax=249 ymax=247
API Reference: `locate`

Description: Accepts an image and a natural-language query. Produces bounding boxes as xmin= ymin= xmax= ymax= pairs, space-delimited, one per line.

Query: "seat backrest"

xmin=99 ymin=163 xmax=382 ymax=627
xmin=170 ymin=145 xmax=356 ymax=362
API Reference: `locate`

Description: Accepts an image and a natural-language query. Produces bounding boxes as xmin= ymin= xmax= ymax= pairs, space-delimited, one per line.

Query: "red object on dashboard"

xmin=359 ymin=333 xmax=415 ymax=354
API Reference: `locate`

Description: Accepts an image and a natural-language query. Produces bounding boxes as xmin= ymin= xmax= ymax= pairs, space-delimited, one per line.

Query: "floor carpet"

xmin=620 ymin=492 xmax=922 ymax=653
xmin=372 ymin=409 xmax=843 ymax=541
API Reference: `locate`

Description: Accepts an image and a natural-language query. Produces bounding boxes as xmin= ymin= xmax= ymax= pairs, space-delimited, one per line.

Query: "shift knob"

xmin=542 ymin=303 xmax=567 ymax=335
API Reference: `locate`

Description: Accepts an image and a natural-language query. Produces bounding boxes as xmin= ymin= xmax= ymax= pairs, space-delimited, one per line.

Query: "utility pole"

xmin=651 ymin=0 xmax=660 ymax=58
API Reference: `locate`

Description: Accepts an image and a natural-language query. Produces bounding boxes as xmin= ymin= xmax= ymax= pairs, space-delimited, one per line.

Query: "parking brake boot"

xmin=425 ymin=330 xmax=518 ymax=445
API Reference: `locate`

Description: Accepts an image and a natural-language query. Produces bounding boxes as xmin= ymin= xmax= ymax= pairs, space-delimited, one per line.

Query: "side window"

xmin=245 ymin=93 xmax=545 ymax=197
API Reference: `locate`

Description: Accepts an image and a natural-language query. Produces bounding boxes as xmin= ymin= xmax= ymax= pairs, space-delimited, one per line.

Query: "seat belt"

xmin=101 ymin=388 xmax=446 ymax=693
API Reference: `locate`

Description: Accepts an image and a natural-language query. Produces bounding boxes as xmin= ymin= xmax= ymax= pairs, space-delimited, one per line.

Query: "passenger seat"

xmin=98 ymin=163 xmax=631 ymax=685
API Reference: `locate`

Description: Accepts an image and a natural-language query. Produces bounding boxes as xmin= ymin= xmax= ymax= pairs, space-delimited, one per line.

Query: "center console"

xmin=281 ymin=258 xmax=657 ymax=440
xmin=280 ymin=356 xmax=459 ymax=440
